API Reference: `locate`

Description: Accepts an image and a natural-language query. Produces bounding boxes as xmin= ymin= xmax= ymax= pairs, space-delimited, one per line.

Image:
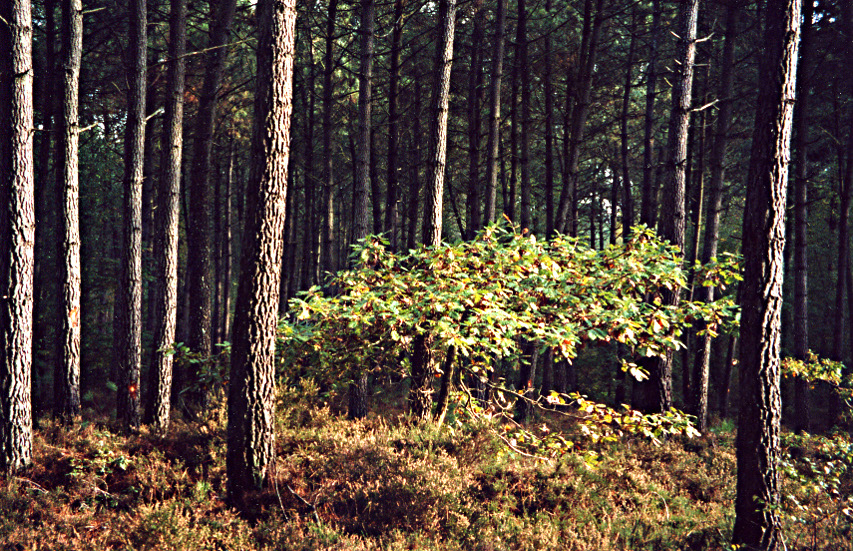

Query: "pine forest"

xmin=1 ymin=0 xmax=852 ymax=549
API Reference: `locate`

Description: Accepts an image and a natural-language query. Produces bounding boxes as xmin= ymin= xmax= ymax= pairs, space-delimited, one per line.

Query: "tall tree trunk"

xmin=33 ymin=0 xmax=58 ymax=425
xmin=147 ymin=0 xmax=186 ymax=431
xmin=406 ymin=77 xmax=423 ymax=251
xmin=506 ymin=31 xmax=518 ymax=223
xmin=733 ymin=0 xmax=800 ymax=546
xmin=412 ymin=0 xmax=457 ymax=421
xmin=301 ymin=31 xmax=320 ymax=287
xmin=691 ymin=0 xmax=739 ymax=433
xmin=55 ymin=0 xmax=83 ymax=421
xmin=792 ymin=0 xmax=813 ymax=434
xmin=116 ymin=0 xmax=147 ymax=432
xmin=542 ymin=0 xmax=556 ymax=237
xmin=718 ymin=332 xmax=737 ymax=418
xmin=483 ymin=0 xmax=505 ymax=226
xmin=644 ymin=0 xmax=698 ymax=414
xmin=640 ymin=0 xmax=662 ymax=228
xmin=556 ymin=0 xmax=605 ymax=236
xmin=422 ymin=0 xmax=457 ymax=247
xmin=353 ymin=0 xmax=374 ymax=244
xmin=321 ymin=0 xmax=338 ymax=275
xmin=0 ymin=0 xmax=35 ymax=472
xmin=518 ymin=0 xmax=532 ymax=231
xmin=349 ymin=0 xmax=375 ymax=420
xmin=185 ymin=0 xmax=238 ymax=407
xmin=620 ymin=7 xmax=636 ymax=238
xmin=385 ymin=0 xmax=402 ymax=250
xmin=227 ymin=0 xmax=295 ymax=504
xmin=465 ymin=3 xmax=485 ymax=240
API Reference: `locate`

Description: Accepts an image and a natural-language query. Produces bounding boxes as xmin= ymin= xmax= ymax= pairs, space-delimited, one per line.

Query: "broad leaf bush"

xmin=279 ymin=224 xmax=740 ymax=448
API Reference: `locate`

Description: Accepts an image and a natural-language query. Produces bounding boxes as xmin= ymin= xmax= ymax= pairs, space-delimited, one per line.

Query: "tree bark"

xmin=644 ymin=0 xmax=699 ymax=414
xmin=353 ymin=0 xmax=374 ymax=244
xmin=116 ymin=0 xmax=147 ymax=432
xmin=792 ymin=0 xmax=813 ymax=434
xmin=227 ymin=0 xmax=295 ymax=504
xmin=640 ymin=0 xmax=662 ymax=228
xmin=320 ymin=0 xmax=338 ymax=274
xmin=186 ymin=0 xmax=238 ymax=406
xmin=483 ymin=0 xmax=505 ymax=226
xmin=733 ymin=0 xmax=800 ymax=546
xmin=691 ymin=0 xmax=740 ymax=434
xmin=0 ymin=0 xmax=35 ymax=472
xmin=349 ymin=0 xmax=375 ymax=420
xmin=422 ymin=0 xmax=457 ymax=247
xmin=465 ymin=3 xmax=485 ymax=240
xmin=619 ymin=7 xmax=636 ymax=238
xmin=147 ymin=0 xmax=187 ymax=431
xmin=33 ymin=0 xmax=58 ymax=425
xmin=55 ymin=0 xmax=83 ymax=421
xmin=518 ymin=0 xmax=531 ymax=231
xmin=385 ymin=0 xmax=402 ymax=251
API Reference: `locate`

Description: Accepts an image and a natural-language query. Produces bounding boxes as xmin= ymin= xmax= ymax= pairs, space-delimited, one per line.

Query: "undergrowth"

xmin=1 ymin=384 xmax=850 ymax=550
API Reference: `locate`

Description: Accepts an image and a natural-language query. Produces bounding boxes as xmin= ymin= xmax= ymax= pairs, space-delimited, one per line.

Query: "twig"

xmin=15 ymin=477 xmax=47 ymax=494
xmin=287 ymin=484 xmax=320 ymax=524
xmin=497 ymin=433 xmax=552 ymax=463
xmin=649 ymin=490 xmax=670 ymax=520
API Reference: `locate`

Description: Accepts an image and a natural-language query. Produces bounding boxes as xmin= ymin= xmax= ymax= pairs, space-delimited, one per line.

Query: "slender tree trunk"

xmin=620 ymin=8 xmax=636 ymax=238
xmin=349 ymin=0 xmax=375 ymax=420
xmin=185 ymin=0 xmax=238 ymax=407
xmin=506 ymin=32 xmax=518 ymax=223
xmin=385 ymin=0 xmax=402 ymax=250
xmin=116 ymin=0 xmax=147 ymax=432
xmin=792 ymin=0 xmax=813 ymax=434
xmin=411 ymin=0 xmax=457 ymax=420
xmin=406 ymin=77 xmax=422 ymax=251
xmin=301 ymin=33 xmax=319 ymax=287
xmin=518 ymin=0 xmax=532 ymax=231
xmin=55 ymin=0 xmax=83 ymax=421
xmin=640 ymin=0 xmax=662 ymax=228
xmin=147 ymin=0 xmax=186 ymax=431
xmin=422 ymin=0 xmax=457 ymax=247
xmin=353 ymin=0 xmax=374 ymax=244
xmin=733 ymin=0 xmax=800 ymax=546
xmin=227 ymin=0 xmax=295 ymax=504
xmin=0 ymin=0 xmax=35 ymax=472
xmin=644 ymin=0 xmax=698 ymax=414
xmin=718 ymin=332 xmax=737 ymax=418
xmin=320 ymin=0 xmax=338 ymax=276
xmin=33 ymin=0 xmax=58 ymax=425
xmin=465 ymin=4 xmax=484 ymax=240
xmin=223 ymin=139 xmax=234 ymax=337
xmin=483 ymin=0 xmax=505 ymax=226
xmin=691 ymin=0 xmax=739 ymax=434
xmin=515 ymin=340 xmax=538 ymax=423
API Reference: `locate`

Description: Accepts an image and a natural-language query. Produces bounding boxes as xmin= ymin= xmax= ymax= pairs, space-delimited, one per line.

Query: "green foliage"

xmin=282 ymin=223 xmax=739 ymax=385
xmin=782 ymin=351 xmax=852 ymax=399
xmin=168 ymin=341 xmax=232 ymax=408
xmin=280 ymin=224 xmax=738 ymax=451
xmin=780 ymin=431 xmax=853 ymax=547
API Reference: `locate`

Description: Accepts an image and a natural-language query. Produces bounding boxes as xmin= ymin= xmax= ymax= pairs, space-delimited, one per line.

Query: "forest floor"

xmin=2 ymin=383 xmax=851 ymax=551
